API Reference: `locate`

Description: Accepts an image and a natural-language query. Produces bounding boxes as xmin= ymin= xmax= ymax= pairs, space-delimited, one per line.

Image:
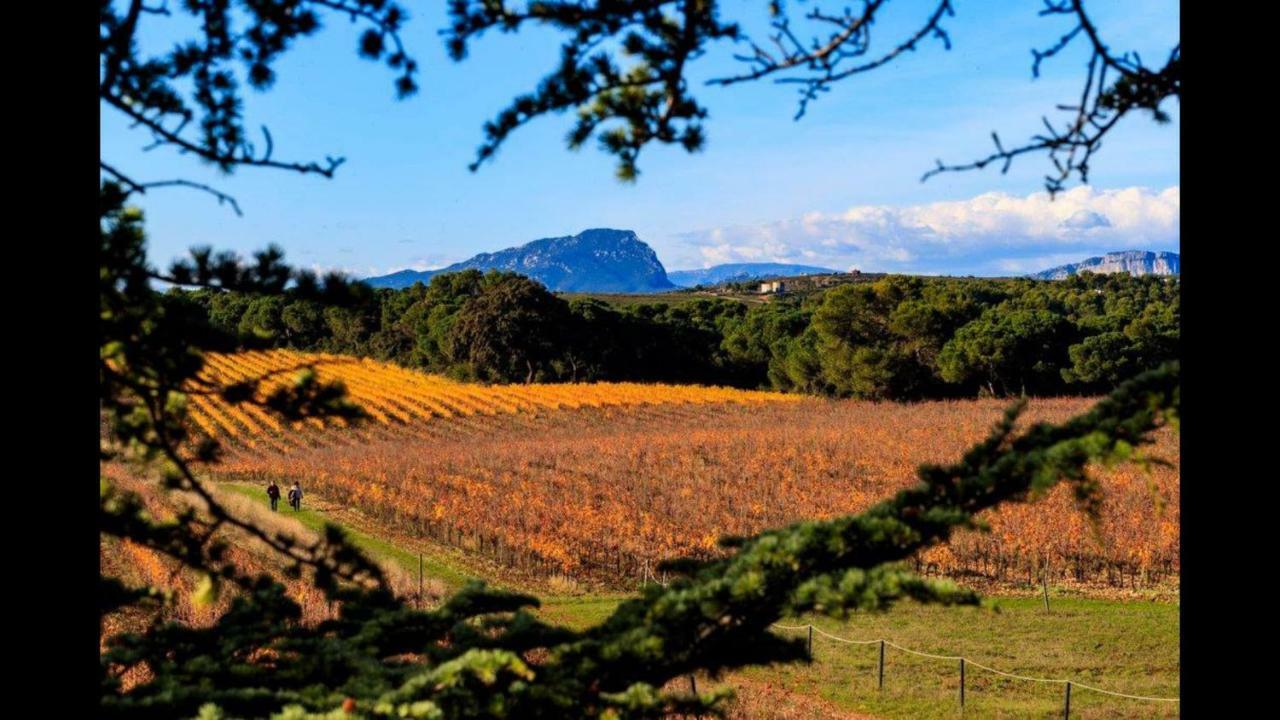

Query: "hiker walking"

xmin=266 ymin=481 xmax=281 ymax=512
xmin=288 ymin=482 xmax=303 ymax=511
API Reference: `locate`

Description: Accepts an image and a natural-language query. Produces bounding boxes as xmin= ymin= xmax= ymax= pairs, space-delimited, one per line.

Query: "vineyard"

xmin=198 ymin=351 xmax=1179 ymax=591
xmin=186 ymin=349 xmax=799 ymax=453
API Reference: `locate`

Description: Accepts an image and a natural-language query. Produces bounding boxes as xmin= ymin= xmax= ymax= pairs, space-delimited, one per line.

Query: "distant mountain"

xmin=667 ymin=262 xmax=838 ymax=287
xmin=1032 ymin=250 xmax=1180 ymax=280
xmin=364 ymin=229 xmax=676 ymax=293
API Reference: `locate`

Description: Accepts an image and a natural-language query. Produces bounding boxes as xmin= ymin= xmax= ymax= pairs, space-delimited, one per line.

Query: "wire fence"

xmin=642 ymin=564 xmax=1178 ymax=714
xmin=771 ymin=622 xmax=1179 ymax=716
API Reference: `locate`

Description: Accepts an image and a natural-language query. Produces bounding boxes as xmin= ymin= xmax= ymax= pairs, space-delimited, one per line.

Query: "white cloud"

xmin=308 ymin=264 xmax=365 ymax=278
xmin=304 ymin=262 xmax=415 ymax=280
xmin=994 ymin=252 xmax=1098 ymax=275
xmin=1059 ymin=210 xmax=1112 ymax=231
xmin=406 ymin=258 xmax=450 ymax=272
xmin=672 ymin=186 xmax=1179 ymax=275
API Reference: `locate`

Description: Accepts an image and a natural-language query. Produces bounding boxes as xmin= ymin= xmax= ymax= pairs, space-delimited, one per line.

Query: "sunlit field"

xmin=196 ymin=351 xmax=1179 ymax=592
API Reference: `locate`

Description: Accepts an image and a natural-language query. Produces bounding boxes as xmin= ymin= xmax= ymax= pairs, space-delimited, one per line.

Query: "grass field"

xmin=748 ymin=599 xmax=1179 ymax=719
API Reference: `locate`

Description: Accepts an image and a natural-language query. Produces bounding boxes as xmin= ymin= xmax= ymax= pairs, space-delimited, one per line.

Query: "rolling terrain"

xmin=102 ymin=349 xmax=1181 ymax=718
xmin=188 ymin=350 xmax=1179 ymax=593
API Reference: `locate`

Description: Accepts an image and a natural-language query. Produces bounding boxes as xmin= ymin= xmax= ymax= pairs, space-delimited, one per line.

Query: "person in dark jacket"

xmin=288 ymin=482 xmax=303 ymax=511
xmin=267 ymin=481 xmax=281 ymax=511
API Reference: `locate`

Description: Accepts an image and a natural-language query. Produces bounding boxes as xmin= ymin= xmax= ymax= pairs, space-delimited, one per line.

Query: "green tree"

xmin=810 ymin=278 xmax=935 ymax=399
xmin=448 ymin=272 xmax=573 ymax=383
xmin=207 ymin=292 xmax=252 ymax=338
xmin=562 ymin=298 xmax=626 ymax=382
xmin=721 ymin=302 xmax=811 ymax=388
xmin=1063 ymin=331 xmax=1136 ymax=386
xmin=939 ymin=305 xmax=1075 ymax=396
xmin=238 ymin=296 xmax=286 ymax=340
xmin=767 ymin=327 xmax=829 ymax=395
xmin=319 ymin=306 xmax=370 ymax=355
xmin=1064 ymin=295 xmax=1179 ymax=387
xmin=397 ymin=271 xmax=486 ymax=370
xmin=889 ymin=281 xmax=1010 ymax=372
xmin=282 ymin=300 xmax=325 ymax=348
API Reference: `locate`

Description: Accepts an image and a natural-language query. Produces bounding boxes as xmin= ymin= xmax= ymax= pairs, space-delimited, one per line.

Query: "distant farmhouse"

xmin=758 ymin=280 xmax=787 ymax=294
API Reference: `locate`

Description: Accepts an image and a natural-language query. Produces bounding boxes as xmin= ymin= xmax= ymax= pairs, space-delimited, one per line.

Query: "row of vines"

xmin=195 ymin=352 xmax=1179 ymax=590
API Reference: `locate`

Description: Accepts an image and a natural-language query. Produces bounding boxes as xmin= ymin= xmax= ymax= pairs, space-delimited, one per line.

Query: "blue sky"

xmin=101 ymin=1 xmax=1179 ymax=278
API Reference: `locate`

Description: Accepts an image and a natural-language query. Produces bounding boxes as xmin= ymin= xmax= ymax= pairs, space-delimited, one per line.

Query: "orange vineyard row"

xmin=197 ymin=352 xmax=1180 ymax=591
xmin=187 ymin=349 xmax=801 ymax=450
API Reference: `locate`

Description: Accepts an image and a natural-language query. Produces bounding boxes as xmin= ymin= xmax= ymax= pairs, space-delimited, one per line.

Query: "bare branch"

xmin=101 ymin=161 xmax=244 ymax=216
xmin=711 ymin=1 xmax=954 ymax=120
xmin=924 ymin=0 xmax=1178 ymax=195
xmin=102 ymin=94 xmax=348 ymax=178
xmin=100 ymin=0 xmax=415 ymax=202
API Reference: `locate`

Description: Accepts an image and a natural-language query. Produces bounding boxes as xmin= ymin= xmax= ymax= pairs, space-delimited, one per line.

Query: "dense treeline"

xmin=173 ymin=269 xmax=1178 ymax=399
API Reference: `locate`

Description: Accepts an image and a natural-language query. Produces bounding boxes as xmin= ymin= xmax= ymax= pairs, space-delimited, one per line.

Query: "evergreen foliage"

xmin=176 ymin=271 xmax=1179 ymax=399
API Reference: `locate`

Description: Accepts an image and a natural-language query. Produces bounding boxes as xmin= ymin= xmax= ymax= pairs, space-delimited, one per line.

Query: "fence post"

xmin=1042 ymin=567 xmax=1051 ymax=612
xmin=688 ymin=674 xmax=697 ymax=695
xmin=877 ymin=640 xmax=885 ymax=691
xmin=418 ymin=553 xmax=424 ymax=609
xmin=959 ymin=658 xmax=965 ymax=710
xmin=1062 ymin=681 xmax=1072 ymax=719
xmin=807 ymin=624 xmax=814 ymax=656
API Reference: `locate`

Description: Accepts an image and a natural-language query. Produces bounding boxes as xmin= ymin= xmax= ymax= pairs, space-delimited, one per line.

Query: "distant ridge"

xmin=667 ymin=262 xmax=837 ymax=287
xmin=1032 ymin=250 xmax=1179 ymax=280
xmin=364 ymin=229 xmax=676 ymax=293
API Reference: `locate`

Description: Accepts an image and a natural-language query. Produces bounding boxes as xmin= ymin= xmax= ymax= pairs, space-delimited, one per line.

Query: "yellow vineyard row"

xmin=186 ymin=349 xmax=799 ymax=448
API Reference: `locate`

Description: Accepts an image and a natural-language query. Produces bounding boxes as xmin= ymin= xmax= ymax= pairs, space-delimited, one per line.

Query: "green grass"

xmin=536 ymin=594 xmax=624 ymax=630
xmin=748 ymin=599 xmax=1179 ymax=719
xmin=222 ymin=483 xmax=478 ymax=590
xmin=219 ymin=482 xmax=1178 ymax=718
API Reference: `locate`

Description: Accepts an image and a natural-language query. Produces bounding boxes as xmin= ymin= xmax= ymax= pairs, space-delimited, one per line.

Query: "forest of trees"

xmin=174 ymin=268 xmax=1178 ymax=400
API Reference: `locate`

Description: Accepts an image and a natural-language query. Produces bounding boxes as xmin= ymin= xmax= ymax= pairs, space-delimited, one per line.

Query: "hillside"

xmin=364 ymin=228 xmax=677 ymax=293
xmin=191 ymin=350 xmax=1178 ymax=594
xmin=1032 ymin=250 xmax=1180 ymax=280
xmin=117 ymin=348 xmax=1183 ymax=718
xmin=667 ymin=262 xmax=838 ymax=287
